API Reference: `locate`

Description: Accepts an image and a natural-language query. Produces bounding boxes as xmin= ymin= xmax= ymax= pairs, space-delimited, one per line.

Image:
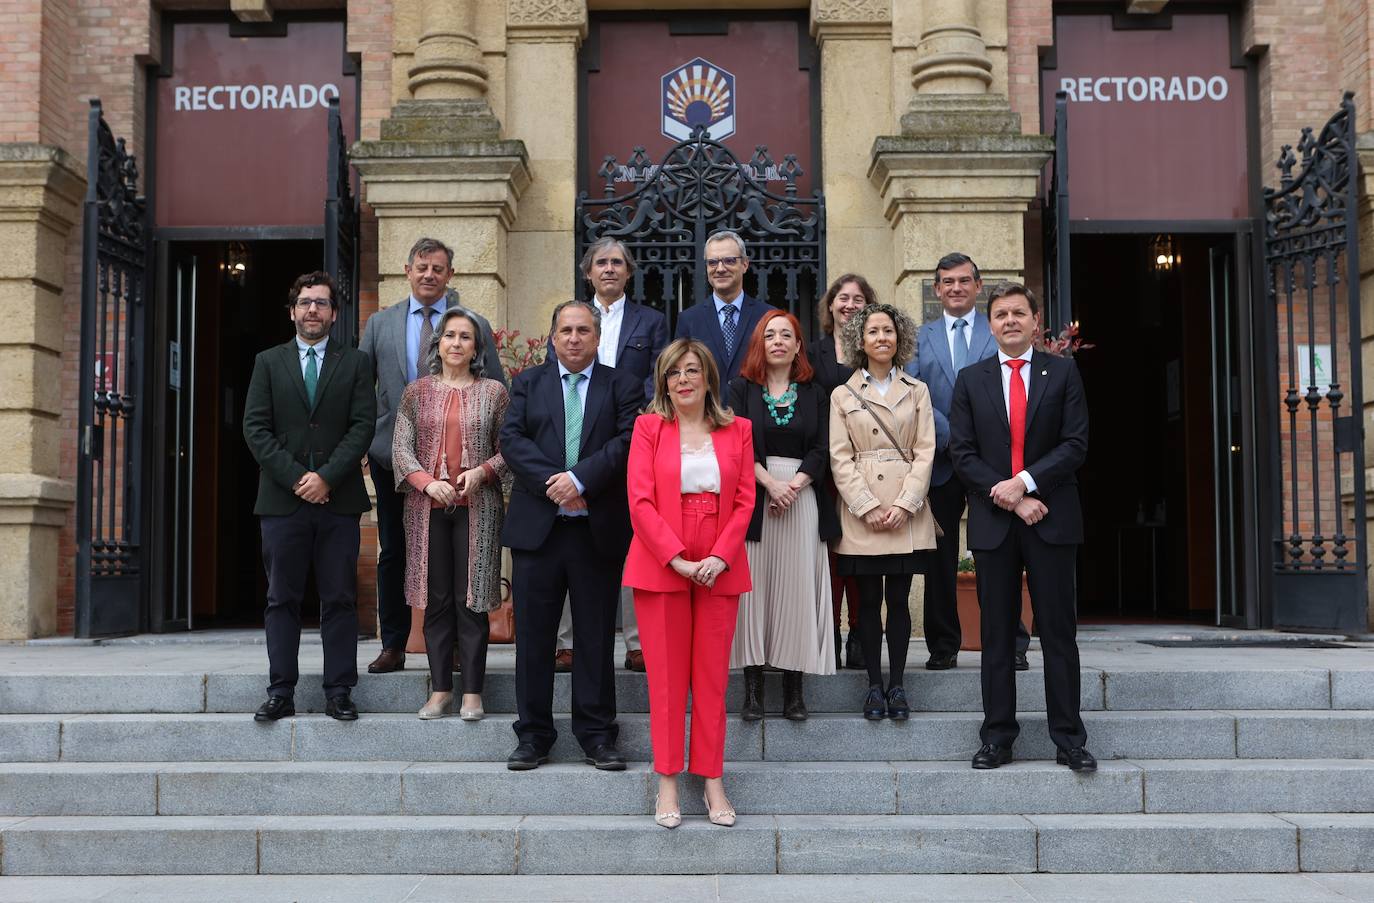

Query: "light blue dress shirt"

xmin=405 ymin=294 xmax=448 ymax=384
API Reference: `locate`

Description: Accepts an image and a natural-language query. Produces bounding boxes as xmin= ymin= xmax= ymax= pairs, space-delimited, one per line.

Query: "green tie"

xmin=305 ymin=347 xmax=319 ymax=407
xmin=564 ymin=372 xmax=584 ymax=468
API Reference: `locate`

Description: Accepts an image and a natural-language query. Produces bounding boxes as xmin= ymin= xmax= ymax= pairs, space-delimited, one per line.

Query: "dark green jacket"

xmin=242 ymin=339 xmax=377 ymax=516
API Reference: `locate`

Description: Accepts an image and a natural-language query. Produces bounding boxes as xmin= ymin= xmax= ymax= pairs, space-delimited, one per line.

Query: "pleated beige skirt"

xmin=729 ymin=456 xmax=836 ymax=675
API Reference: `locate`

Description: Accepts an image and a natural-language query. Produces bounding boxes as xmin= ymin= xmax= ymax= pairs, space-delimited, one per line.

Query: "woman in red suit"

xmin=624 ymin=338 xmax=756 ymax=829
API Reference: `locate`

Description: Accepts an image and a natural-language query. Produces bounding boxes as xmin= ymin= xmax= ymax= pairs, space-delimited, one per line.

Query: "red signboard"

xmin=1041 ymin=14 xmax=1249 ymax=222
xmin=154 ymin=20 xmax=358 ymax=230
xmin=584 ymin=18 xmax=815 ymax=198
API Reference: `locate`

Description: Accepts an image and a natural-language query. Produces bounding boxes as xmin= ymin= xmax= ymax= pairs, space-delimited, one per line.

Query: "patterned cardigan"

xmin=392 ymin=376 xmax=511 ymax=612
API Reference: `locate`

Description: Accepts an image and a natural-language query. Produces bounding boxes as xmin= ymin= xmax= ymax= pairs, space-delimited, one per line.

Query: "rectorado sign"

xmin=172 ymin=83 xmax=341 ymax=112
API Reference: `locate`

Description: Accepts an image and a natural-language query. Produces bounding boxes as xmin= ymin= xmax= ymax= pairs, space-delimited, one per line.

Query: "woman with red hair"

xmin=727 ymin=310 xmax=838 ymax=721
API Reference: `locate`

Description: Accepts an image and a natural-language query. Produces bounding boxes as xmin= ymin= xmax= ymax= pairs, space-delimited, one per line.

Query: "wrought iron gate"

xmin=1263 ymin=92 xmax=1368 ymax=630
xmin=1043 ymin=92 xmax=1072 ymax=330
xmin=324 ymin=96 xmax=359 ymax=347
xmin=75 ymin=100 xmax=149 ymax=637
xmin=575 ymin=126 xmax=825 ymax=334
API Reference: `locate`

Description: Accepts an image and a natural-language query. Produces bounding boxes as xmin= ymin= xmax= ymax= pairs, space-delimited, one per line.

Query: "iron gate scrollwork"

xmin=1263 ymin=91 xmax=1368 ymax=630
xmin=575 ymin=126 xmax=825 ymax=334
xmin=324 ymin=96 xmax=359 ymax=347
xmin=75 ymin=99 xmax=149 ymax=637
xmin=1043 ymin=92 xmax=1072 ymax=330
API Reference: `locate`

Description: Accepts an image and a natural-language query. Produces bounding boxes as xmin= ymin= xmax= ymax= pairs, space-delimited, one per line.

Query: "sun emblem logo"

xmin=661 ymin=57 xmax=736 ymax=142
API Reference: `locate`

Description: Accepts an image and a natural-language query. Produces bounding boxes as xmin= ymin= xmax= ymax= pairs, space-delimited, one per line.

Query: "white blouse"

xmin=680 ymin=435 xmax=721 ymax=493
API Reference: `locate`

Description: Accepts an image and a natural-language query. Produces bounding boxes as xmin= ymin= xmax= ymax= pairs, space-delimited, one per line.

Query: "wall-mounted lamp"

xmin=221 ymin=241 xmax=250 ymax=283
xmin=1150 ymin=234 xmax=1180 ymax=273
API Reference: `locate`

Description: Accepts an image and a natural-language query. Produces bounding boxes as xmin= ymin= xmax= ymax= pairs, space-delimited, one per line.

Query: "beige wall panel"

xmin=0 ymin=524 xmax=58 ymax=639
xmin=507 ymin=229 xmax=575 ymax=341
xmin=505 ymin=39 xmax=579 ymax=233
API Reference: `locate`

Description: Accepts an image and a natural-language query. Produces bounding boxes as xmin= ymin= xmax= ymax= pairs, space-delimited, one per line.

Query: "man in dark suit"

xmin=909 ymin=252 xmax=1030 ymax=671
xmin=501 ymin=300 xmax=644 ymax=771
xmin=949 ymin=282 xmax=1095 ymax=772
xmin=357 ymin=237 xmax=505 ymax=674
xmin=242 ymin=271 xmax=377 ymax=722
xmin=674 ymin=229 xmax=773 ymax=383
xmin=554 ymin=238 xmax=668 ymax=673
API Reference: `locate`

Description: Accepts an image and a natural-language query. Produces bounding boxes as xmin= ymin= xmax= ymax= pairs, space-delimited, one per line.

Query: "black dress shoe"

xmin=507 ymin=743 xmax=549 ymax=771
xmin=925 ymin=652 xmax=958 ymax=670
xmin=1056 ymin=746 xmax=1098 ymax=772
xmin=862 ymin=685 xmax=886 ymax=721
xmin=971 ymin=743 xmax=1013 ymax=769
xmin=845 ymin=633 xmax=866 ymax=670
xmin=254 ymin=696 xmax=295 ymax=722
xmin=325 ymin=694 xmax=359 ymax=721
xmin=583 ymin=743 xmax=627 ymax=771
xmin=1014 ymin=651 xmax=1030 ymax=672
xmin=368 ymin=648 xmax=406 ymax=674
xmin=885 ymin=685 xmax=910 ymax=721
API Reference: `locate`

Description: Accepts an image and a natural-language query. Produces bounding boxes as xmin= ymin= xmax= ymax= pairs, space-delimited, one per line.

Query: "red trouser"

xmin=634 ymin=494 xmax=740 ymax=778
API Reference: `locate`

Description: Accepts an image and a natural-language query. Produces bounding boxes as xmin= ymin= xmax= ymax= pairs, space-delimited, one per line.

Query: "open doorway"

xmin=155 ymin=239 xmax=324 ymax=628
xmin=1071 ymin=232 xmax=1248 ymax=623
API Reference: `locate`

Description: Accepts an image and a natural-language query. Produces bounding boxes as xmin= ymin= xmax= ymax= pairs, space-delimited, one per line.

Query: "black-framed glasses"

xmin=294 ymin=298 xmax=332 ymax=310
xmin=705 ymin=256 xmax=740 ymax=270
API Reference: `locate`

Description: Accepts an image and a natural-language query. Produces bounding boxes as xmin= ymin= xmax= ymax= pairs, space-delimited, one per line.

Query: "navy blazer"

xmin=907 ymin=312 xmax=998 ymax=486
xmin=674 ymin=294 xmax=773 ymax=384
xmin=548 ymin=301 xmax=667 ymax=397
xmin=499 ymin=358 xmax=644 ymax=559
xmin=948 ymin=350 xmax=1088 ymax=550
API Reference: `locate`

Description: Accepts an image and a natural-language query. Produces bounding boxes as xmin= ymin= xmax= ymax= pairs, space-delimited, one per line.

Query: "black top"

xmin=808 ymin=332 xmax=855 ymax=397
xmin=728 ymin=376 xmax=840 ymax=543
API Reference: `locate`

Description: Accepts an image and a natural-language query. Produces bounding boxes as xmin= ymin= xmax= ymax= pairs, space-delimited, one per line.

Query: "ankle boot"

xmin=782 ymin=670 xmax=808 ymax=721
xmin=845 ymin=632 xmax=867 ymax=670
xmin=741 ymin=666 xmax=764 ymax=721
xmin=833 ymin=626 xmax=843 ymax=670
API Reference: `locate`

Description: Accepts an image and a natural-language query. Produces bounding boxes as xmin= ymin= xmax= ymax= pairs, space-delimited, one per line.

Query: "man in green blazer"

xmin=242 ymin=271 xmax=377 ymax=722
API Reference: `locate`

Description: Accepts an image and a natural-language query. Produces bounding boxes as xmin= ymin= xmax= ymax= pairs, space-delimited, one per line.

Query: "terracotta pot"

xmin=955 ymin=572 xmax=1034 ymax=652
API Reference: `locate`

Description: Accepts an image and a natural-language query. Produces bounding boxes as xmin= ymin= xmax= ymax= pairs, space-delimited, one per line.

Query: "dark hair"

xmin=738 ymin=309 xmax=815 ymax=385
xmin=286 ymin=271 xmax=337 ymax=309
xmin=817 ymin=273 xmax=878 ymax=336
xmin=579 ymin=237 xmax=636 ymax=278
xmin=548 ymin=299 xmax=602 ymax=334
xmin=838 ymin=302 xmax=917 ymax=370
xmin=935 ymin=252 xmax=981 ymax=281
xmin=425 ymin=306 xmax=488 ymax=380
xmin=407 ymin=237 xmax=454 ymax=269
xmin=985 ymin=282 xmax=1040 ymax=318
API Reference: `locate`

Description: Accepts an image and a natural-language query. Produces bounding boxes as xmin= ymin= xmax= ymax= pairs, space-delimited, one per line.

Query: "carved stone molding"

xmin=507 ymin=0 xmax=586 ymax=27
xmin=811 ymin=0 xmax=890 ymax=23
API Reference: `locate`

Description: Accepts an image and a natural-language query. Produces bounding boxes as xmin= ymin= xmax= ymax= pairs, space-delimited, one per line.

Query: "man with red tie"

xmin=948 ymin=282 xmax=1095 ymax=772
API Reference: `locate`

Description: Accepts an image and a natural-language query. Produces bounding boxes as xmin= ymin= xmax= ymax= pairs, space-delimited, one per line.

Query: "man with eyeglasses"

xmin=674 ymin=229 xmax=774 ymax=383
xmin=551 ymin=238 xmax=668 ymax=674
xmin=358 ymin=237 xmax=506 ymax=675
xmin=243 ymin=271 xmax=376 ymax=722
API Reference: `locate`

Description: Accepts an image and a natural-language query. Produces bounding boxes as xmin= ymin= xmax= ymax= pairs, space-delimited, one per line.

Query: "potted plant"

xmin=954 ymin=552 xmax=1034 ymax=652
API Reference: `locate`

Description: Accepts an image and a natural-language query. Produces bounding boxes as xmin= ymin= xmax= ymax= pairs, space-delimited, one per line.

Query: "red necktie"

xmin=1006 ymin=359 xmax=1027 ymax=476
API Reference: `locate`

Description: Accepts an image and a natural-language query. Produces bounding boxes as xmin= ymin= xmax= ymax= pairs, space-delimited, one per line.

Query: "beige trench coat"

xmin=828 ymin=369 xmax=938 ymax=556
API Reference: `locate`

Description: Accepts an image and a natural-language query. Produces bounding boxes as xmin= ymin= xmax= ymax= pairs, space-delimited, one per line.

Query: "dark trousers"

xmin=925 ymin=476 xmax=1030 ymax=657
xmin=424 ymin=506 xmax=489 ymax=693
xmin=371 ymin=462 xmax=411 ymax=651
xmin=826 ymin=546 xmax=860 ymax=631
xmin=511 ymin=518 xmax=621 ymax=754
xmin=260 ymin=506 xmax=361 ymax=699
xmin=975 ymin=521 xmax=1087 ymax=752
xmin=855 ymin=574 xmax=912 ymax=689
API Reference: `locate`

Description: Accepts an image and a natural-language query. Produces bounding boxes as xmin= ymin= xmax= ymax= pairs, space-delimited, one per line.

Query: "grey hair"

xmin=549 ymin=299 xmax=602 ymax=334
xmin=408 ymin=236 xmax=454 ymax=269
xmin=705 ymin=229 xmax=748 ymax=261
xmin=579 ymin=237 xmax=636 ymax=277
xmin=425 ymin=306 xmax=488 ymax=380
xmin=838 ymin=302 xmax=917 ymax=370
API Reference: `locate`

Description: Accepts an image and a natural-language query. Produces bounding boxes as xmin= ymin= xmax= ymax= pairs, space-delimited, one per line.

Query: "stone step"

xmin=1 ymin=813 xmax=1368 ymax=875
xmin=4 ymin=710 xmax=1373 ymax=765
xmin=4 ymin=759 xmax=1374 ymax=819
xmin=3 ymin=664 xmax=1369 ymax=715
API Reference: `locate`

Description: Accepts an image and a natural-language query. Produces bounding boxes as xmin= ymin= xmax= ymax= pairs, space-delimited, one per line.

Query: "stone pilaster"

xmin=1351 ymin=134 xmax=1374 ymax=628
xmin=0 ymin=144 xmax=82 ymax=639
xmin=409 ymin=0 xmax=489 ymax=101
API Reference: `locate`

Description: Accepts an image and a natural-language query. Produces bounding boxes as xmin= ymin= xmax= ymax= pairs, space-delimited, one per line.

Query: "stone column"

xmin=353 ymin=0 xmax=529 ymax=327
xmin=1352 ymin=135 xmax=1374 ymax=628
xmin=0 ymin=145 xmax=82 ymax=639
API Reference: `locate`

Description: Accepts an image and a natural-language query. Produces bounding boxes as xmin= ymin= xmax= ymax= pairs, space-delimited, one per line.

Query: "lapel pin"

xmin=1041 ymin=370 xmax=1048 ymax=376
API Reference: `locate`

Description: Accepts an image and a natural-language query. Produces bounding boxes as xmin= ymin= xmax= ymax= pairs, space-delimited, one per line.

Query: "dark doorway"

xmin=1072 ymin=232 xmax=1248 ymax=622
xmin=156 ymin=239 xmax=322 ymax=628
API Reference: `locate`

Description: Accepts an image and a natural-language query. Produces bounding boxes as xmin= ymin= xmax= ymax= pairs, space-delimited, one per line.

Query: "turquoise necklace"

xmin=763 ymin=381 xmax=798 ymax=427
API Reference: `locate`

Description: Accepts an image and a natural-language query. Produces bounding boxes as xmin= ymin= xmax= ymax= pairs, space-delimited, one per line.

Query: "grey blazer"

xmin=358 ymin=292 xmax=506 ymax=470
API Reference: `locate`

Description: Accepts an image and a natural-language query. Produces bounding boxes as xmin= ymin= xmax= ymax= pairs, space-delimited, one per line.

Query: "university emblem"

xmin=661 ymin=57 xmax=736 ymax=142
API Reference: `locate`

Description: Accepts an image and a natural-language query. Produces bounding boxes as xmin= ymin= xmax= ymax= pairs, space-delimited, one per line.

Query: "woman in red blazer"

xmin=625 ymin=338 xmax=756 ymax=829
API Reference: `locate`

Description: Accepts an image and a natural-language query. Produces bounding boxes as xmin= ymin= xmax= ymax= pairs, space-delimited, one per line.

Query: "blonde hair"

xmin=645 ymin=338 xmax=734 ymax=429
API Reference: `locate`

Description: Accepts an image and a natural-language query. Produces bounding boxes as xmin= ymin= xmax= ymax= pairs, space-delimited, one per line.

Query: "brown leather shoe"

xmin=624 ymin=649 xmax=645 ymax=672
xmin=554 ymin=648 xmax=573 ymax=672
xmin=367 ymin=648 xmax=406 ymax=674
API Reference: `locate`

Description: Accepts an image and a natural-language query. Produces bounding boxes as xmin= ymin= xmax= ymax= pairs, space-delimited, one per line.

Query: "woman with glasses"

xmin=728 ymin=310 xmax=837 ymax=723
xmin=392 ymin=306 xmax=510 ymax=721
xmin=624 ymin=338 xmax=756 ymax=829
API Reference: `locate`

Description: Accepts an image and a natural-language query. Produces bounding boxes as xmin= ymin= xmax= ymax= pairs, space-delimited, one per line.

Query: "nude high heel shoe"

xmin=703 ymin=793 xmax=736 ymax=827
xmin=654 ymin=794 xmax=681 ymax=829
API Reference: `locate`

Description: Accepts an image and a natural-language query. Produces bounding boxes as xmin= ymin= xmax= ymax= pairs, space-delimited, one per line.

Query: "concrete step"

xmin=2 ymin=813 xmax=1368 ymax=875
xmin=6 ymin=709 xmax=1374 ymax=765
xmin=5 ymin=759 xmax=1374 ymax=819
xmin=3 ymin=663 xmax=1369 ymax=715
